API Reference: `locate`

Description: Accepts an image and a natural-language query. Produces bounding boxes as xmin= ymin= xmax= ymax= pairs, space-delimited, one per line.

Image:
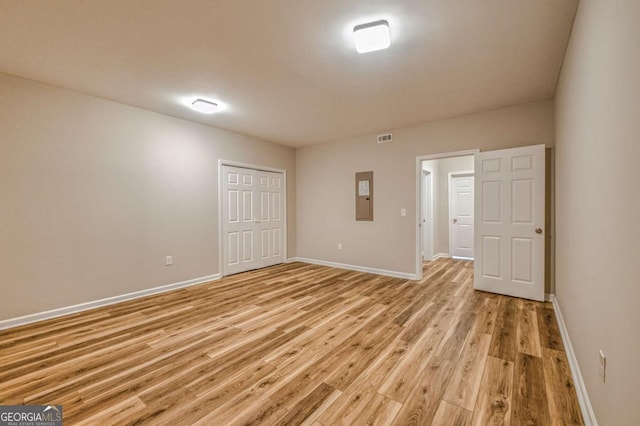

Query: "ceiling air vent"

xmin=377 ymin=133 xmax=393 ymax=144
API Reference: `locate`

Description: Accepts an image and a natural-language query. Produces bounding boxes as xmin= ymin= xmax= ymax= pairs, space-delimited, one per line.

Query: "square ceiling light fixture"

xmin=353 ymin=20 xmax=391 ymax=53
xmin=191 ymin=98 xmax=219 ymax=114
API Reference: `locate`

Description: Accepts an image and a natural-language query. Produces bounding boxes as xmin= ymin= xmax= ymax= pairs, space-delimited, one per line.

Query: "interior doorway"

xmin=415 ymin=150 xmax=478 ymax=279
xmin=415 ymin=145 xmax=546 ymax=301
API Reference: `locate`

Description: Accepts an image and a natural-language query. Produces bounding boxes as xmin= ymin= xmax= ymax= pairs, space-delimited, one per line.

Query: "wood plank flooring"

xmin=0 ymin=259 xmax=583 ymax=425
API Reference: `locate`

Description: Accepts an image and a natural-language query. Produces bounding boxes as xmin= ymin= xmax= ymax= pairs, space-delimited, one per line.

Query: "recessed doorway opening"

xmin=417 ymin=152 xmax=476 ymax=280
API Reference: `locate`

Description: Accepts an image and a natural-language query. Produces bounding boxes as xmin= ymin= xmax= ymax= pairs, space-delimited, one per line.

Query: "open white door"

xmin=474 ymin=144 xmax=545 ymax=301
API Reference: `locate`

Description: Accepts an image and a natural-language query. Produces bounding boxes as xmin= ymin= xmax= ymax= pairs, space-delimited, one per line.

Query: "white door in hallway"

xmin=474 ymin=144 xmax=545 ymax=301
xmin=450 ymin=174 xmax=474 ymax=259
xmin=222 ymin=165 xmax=284 ymax=276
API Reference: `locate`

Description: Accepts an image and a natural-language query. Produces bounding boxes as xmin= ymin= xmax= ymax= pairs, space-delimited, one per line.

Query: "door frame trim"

xmin=421 ymin=169 xmax=433 ymax=262
xmin=218 ymin=159 xmax=288 ymax=278
xmin=448 ymin=171 xmax=474 ymax=259
xmin=415 ymin=150 xmax=479 ymax=280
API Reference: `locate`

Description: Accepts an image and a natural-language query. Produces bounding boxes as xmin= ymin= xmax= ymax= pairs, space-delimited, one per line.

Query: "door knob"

xmin=453 ymin=218 xmax=458 ymax=224
xmin=535 ymin=227 xmax=543 ymax=235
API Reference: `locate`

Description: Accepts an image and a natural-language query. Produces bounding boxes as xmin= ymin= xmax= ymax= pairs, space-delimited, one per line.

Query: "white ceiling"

xmin=0 ymin=0 xmax=578 ymax=147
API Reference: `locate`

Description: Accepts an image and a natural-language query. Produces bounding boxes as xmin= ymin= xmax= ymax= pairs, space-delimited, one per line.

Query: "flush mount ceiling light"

xmin=190 ymin=98 xmax=219 ymax=114
xmin=353 ymin=19 xmax=391 ymax=53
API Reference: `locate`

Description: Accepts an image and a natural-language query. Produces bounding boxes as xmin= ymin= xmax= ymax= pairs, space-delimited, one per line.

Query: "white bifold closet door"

xmin=222 ymin=165 xmax=285 ymax=276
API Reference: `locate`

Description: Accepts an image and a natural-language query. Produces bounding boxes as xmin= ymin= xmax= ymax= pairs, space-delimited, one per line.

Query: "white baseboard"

xmin=0 ymin=273 xmax=220 ymax=331
xmin=550 ymin=295 xmax=598 ymax=426
xmin=432 ymin=253 xmax=450 ymax=260
xmin=288 ymin=257 xmax=418 ymax=280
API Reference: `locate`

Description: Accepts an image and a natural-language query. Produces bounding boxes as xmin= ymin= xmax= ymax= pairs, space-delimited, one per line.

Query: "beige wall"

xmin=555 ymin=0 xmax=640 ymax=424
xmin=0 ymin=73 xmax=296 ymax=321
xmin=296 ymin=100 xmax=554 ymax=277
xmin=422 ymin=156 xmax=474 ymax=256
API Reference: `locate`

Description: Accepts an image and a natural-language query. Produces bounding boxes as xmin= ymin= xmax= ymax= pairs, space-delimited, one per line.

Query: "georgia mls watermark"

xmin=0 ymin=405 xmax=62 ymax=426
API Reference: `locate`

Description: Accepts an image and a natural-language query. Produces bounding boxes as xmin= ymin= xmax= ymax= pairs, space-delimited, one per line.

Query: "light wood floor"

xmin=0 ymin=259 xmax=583 ymax=425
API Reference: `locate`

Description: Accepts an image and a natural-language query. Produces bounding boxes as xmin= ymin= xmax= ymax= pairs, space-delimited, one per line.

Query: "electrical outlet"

xmin=401 ymin=208 xmax=407 ymax=216
xmin=337 ymin=243 xmax=343 ymax=250
xmin=165 ymin=256 xmax=173 ymax=266
xmin=599 ymin=350 xmax=606 ymax=383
